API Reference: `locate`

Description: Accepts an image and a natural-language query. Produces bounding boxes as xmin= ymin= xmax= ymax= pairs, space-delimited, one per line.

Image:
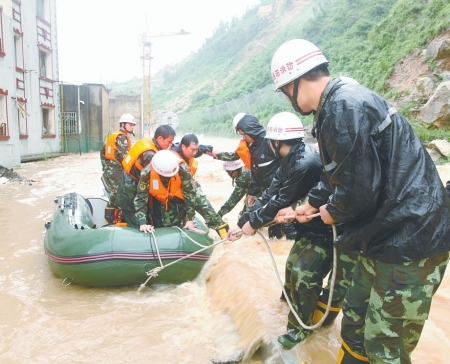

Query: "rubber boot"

xmin=312 ymin=300 xmax=341 ymax=327
xmin=215 ymin=222 xmax=229 ymax=239
xmin=105 ymin=207 xmax=115 ymax=225
xmin=337 ymin=341 xmax=369 ymax=363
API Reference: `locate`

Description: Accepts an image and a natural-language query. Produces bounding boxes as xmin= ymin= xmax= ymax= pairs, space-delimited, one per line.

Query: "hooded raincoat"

xmin=308 ymin=77 xmax=450 ymax=264
xmin=235 ymin=115 xmax=281 ymax=196
xmin=239 ymin=142 xmax=328 ymax=234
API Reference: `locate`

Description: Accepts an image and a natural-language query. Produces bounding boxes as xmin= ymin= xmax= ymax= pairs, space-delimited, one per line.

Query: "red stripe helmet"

xmin=271 ymin=39 xmax=329 ymax=92
xmin=265 ymin=112 xmax=305 ymax=140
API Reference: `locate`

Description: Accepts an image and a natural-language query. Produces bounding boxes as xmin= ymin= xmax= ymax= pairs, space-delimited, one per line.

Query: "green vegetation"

xmin=108 ymin=0 xmax=450 ymax=140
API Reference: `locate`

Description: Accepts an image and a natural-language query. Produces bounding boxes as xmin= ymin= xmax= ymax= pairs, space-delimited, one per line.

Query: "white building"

xmin=0 ymin=0 xmax=60 ymax=167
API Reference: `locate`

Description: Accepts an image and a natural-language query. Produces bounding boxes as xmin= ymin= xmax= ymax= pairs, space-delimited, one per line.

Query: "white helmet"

xmin=265 ymin=112 xmax=305 ymax=140
xmin=271 ymin=39 xmax=329 ymax=92
xmin=151 ymin=150 xmax=180 ymax=177
xmin=223 ymin=160 xmax=243 ymax=171
xmin=119 ymin=113 xmax=136 ymax=125
xmin=232 ymin=113 xmax=246 ymax=132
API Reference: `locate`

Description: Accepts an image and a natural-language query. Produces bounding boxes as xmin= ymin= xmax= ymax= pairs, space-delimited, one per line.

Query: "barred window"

xmin=64 ymin=112 xmax=77 ymax=134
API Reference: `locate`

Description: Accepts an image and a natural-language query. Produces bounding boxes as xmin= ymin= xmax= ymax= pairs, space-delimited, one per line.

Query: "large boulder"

xmin=427 ymin=139 xmax=450 ymax=159
xmin=419 ymin=81 xmax=450 ymax=129
xmin=426 ymin=38 xmax=450 ymax=60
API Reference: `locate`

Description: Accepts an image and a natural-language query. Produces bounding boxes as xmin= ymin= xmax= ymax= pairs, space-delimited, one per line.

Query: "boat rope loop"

xmin=171 ymin=226 xmax=211 ymax=248
xmin=137 ymin=234 xmax=229 ymax=293
xmin=257 ymin=215 xmax=338 ymax=331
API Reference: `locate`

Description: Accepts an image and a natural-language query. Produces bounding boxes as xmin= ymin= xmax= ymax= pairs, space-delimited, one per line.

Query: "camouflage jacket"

xmin=218 ymin=168 xmax=251 ymax=216
xmin=134 ymin=163 xmax=196 ymax=227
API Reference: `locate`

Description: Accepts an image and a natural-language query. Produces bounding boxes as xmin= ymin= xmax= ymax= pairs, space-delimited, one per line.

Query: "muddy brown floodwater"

xmin=1 ymin=136 xmax=450 ymax=363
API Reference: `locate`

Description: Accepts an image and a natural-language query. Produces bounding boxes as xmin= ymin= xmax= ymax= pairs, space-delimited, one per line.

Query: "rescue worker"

xmin=115 ymin=125 xmax=176 ymax=226
xmin=228 ymin=112 xmax=357 ymax=348
xmin=135 ymin=149 xmax=196 ymax=232
xmin=271 ymin=39 xmax=450 ymax=363
xmin=213 ymin=114 xmax=290 ymax=239
xmin=217 ymin=160 xmax=251 ymax=218
xmin=100 ymin=113 xmax=135 ymax=222
xmin=172 ymin=134 xmax=229 ymax=238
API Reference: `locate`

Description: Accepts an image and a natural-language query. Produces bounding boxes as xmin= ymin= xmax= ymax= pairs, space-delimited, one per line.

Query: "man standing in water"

xmin=228 ymin=112 xmax=356 ymax=348
xmin=100 ymin=113 xmax=135 ymax=223
xmin=271 ymin=39 xmax=450 ymax=363
xmin=115 ymin=125 xmax=175 ymax=227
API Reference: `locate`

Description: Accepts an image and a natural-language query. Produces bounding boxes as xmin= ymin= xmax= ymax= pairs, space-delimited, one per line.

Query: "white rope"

xmin=257 ymin=213 xmax=338 ymax=330
xmin=170 ymin=226 xmax=211 ymax=248
xmin=137 ymin=235 xmax=228 ymax=292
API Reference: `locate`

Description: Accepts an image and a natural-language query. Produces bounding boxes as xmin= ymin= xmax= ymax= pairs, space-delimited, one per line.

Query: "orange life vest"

xmin=236 ymin=139 xmax=251 ymax=170
xmin=122 ymin=138 xmax=158 ymax=176
xmin=172 ymin=151 xmax=198 ymax=177
xmin=188 ymin=158 xmax=198 ymax=177
xmin=104 ymin=131 xmax=131 ymax=162
xmin=149 ymin=157 xmax=185 ymax=210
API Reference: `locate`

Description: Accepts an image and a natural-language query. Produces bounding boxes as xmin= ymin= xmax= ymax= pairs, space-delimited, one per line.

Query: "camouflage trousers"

xmin=194 ymin=183 xmax=224 ymax=228
xmin=102 ymin=162 xmax=123 ymax=208
xmin=284 ymin=237 xmax=358 ymax=341
xmin=115 ymin=172 xmax=139 ymax=228
xmin=340 ymin=252 xmax=449 ymax=364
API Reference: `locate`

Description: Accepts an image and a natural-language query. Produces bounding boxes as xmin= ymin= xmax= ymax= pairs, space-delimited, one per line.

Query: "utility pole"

xmin=139 ymin=17 xmax=190 ymax=137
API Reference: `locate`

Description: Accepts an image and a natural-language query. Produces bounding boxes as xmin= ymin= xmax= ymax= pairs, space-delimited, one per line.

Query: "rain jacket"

xmin=239 ymin=142 xmax=335 ymax=244
xmin=235 ymin=115 xmax=280 ymax=196
xmin=308 ymin=77 xmax=450 ymax=263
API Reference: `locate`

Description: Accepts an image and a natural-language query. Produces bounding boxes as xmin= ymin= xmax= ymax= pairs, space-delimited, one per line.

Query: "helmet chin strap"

xmin=270 ymin=140 xmax=283 ymax=159
xmin=281 ymin=78 xmax=313 ymax=116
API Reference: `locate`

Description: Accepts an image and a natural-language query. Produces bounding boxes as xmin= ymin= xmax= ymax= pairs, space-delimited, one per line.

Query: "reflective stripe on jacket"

xmin=104 ymin=131 xmax=131 ymax=162
xmin=149 ymin=157 xmax=185 ymax=210
xmin=122 ymin=138 xmax=158 ymax=177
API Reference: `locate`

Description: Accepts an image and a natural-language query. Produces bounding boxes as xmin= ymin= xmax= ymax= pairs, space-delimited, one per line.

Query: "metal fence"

xmin=177 ymin=84 xmax=296 ymax=136
xmin=63 ymin=134 xmax=104 ymax=155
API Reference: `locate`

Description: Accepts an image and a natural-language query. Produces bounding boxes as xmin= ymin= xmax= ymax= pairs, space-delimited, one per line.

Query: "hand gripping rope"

xmin=138 ymin=213 xmax=338 ymax=331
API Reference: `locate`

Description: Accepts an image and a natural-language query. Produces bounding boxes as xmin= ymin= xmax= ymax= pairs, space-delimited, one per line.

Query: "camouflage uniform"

xmin=193 ymin=181 xmax=225 ymax=229
xmin=339 ymin=252 xmax=448 ymax=363
xmin=115 ymin=150 xmax=156 ymax=227
xmin=282 ymin=234 xmax=358 ymax=343
xmin=217 ymin=168 xmax=251 ymax=217
xmin=100 ymin=132 xmax=131 ymax=207
xmin=134 ymin=163 xmax=196 ymax=228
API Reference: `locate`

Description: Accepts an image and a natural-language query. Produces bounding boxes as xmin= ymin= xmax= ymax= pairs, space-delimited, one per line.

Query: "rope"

xmin=137 ymin=234 xmax=229 ymax=292
xmin=256 ymin=220 xmax=338 ymax=330
xmin=137 ymin=211 xmax=339 ymax=330
xmin=171 ymin=226 xmax=211 ymax=248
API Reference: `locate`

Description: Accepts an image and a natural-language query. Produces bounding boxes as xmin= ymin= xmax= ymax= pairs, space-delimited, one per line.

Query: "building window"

xmin=39 ymin=49 xmax=52 ymax=79
xmin=0 ymin=5 xmax=5 ymax=56
xmin=37 ymin=0 xmax=49 ymax=21
xmin=39 ymin=50 xmax=47 ymax=78
xmin=17 ymin=101 xmax=28 ymax=136
xmin=14 ymin=35 xmax=23 ymax=69
xmin=42 ymin=107 xmax=55 ymax=135
xmin=64 ymin=112 xmax=78 ymax=134
xmin=0 ymin=93 xmax=8 ymax=138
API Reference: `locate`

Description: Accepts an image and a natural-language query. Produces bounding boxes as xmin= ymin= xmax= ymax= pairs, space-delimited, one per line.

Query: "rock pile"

xmin=0 ymin=166 xmax=34 ymax=185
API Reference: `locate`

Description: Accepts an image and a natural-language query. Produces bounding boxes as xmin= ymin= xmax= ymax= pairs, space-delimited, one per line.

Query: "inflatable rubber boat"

xmin=44 ymin=192 xmax=216 ymax=287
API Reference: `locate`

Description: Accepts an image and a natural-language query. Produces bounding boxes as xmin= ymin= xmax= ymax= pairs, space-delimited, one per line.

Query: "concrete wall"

xmin=62 ymin=83 xmax=109 ymax=153
xmin=0 ymin=0 xmax=61 ymax=167
xmin=109 ymin=94 xmax=142 ymax=141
